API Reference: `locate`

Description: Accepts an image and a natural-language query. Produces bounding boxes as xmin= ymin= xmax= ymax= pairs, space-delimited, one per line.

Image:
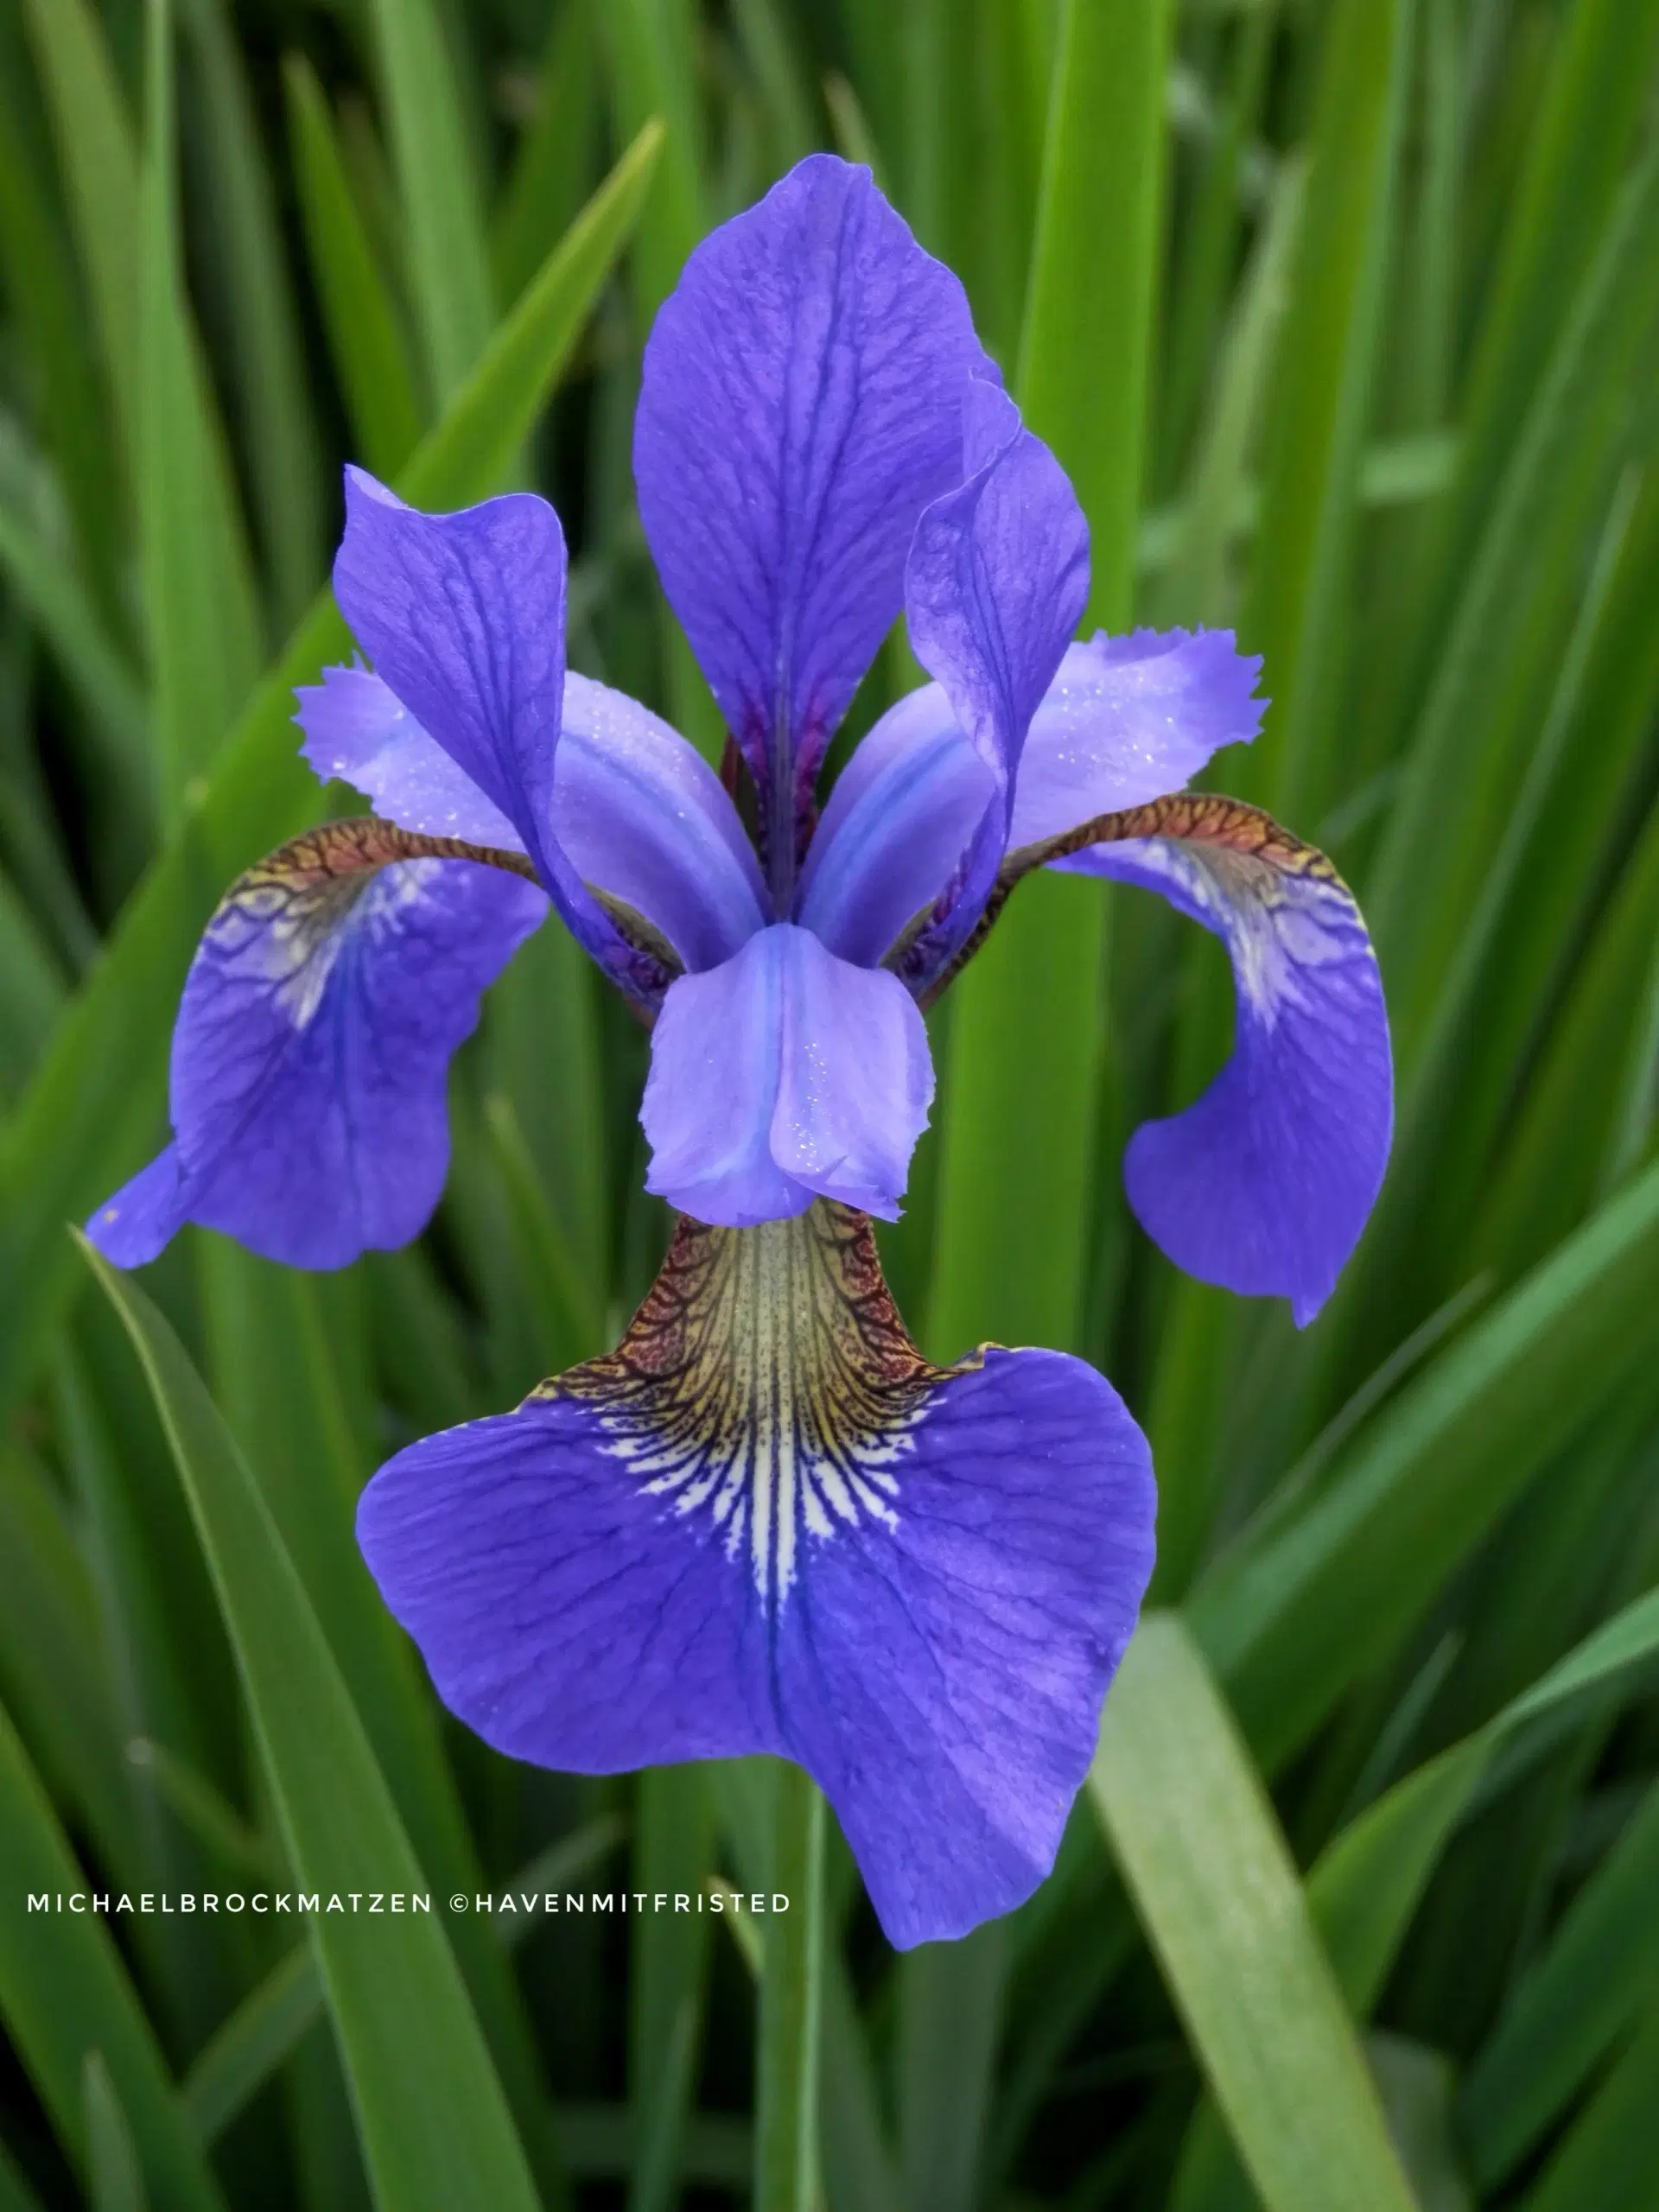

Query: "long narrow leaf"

xmin=927 ymin=0 xmax=1173 ymax=1357
xmin=83 ymin=2053 xmax=147 ymax=2212
xmin=20 ymin=0 xmax=143 ymax=461
xmin=362 ymin=0 xmax=493 ymax=403
xmin=0 ymin=1697 xmax=226 ymax=2211
xmin=138 ymin=0 xmax=262 ymax=824
xmin=1239 ymin=0 xmax=1413 ymax=823
xmin=1176 ymin=1579 xmax=1659 ymax=2208
xmin=1192 ymin=1155 xmax=1659 ymax=1770
xmin=1091 ymin=1615 xmax=1414 ymax=2212
xmin=81 ymin=1240 xmax=544 ymax=2212
xmin=177 ymin=0 xmax=324 ymax=627
xmin=283 ymin=55 xmax=425 ymax=483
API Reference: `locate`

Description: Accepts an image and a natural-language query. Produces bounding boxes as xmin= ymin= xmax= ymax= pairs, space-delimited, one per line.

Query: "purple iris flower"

xmin=87 ymin=156 xmax=1391 ymax=1948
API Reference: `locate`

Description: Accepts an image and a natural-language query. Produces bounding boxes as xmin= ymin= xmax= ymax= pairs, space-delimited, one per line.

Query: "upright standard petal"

xmin=893 ymin=384 xmax=1090 ymax=997
xmin=298 ymin=664 xmax=766 ymax=973
xmin=358 ymin=1204 xmax=1155 ymax=1948
xmin=640 ymin=924 xmax=933 ymax=1226
xmin=634 ymin=154 xmax=992 ymax=887
xmin=86 ymin=822 xmax=546 ymax=1271
xmin=1049 ymin=796 xmax=1392 ymax=1324
xmin=332 ymin=470 xmax=669 ymax=1005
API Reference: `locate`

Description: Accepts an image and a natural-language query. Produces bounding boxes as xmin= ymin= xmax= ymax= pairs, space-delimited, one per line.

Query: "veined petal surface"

xmin=633 ymin=154 xmax=991 ymax=870
xmin=894 ymin=384 xmax=1089 ymax=995
xmin=297 ymin=661 xmax=523 ymax=849
xmin=298 ymin=664 xmax=766 ymax=971
xmin=641 ymin=924 xmax=933 ymax=1225
xmin=1052 ymin=797 xmax=1392 ymax=1324
xmin=86 ymin=823 xmax=546 ymax=1270
xmin=357 ymin=1205 xmax=1155 ymax=1948
xmin=1008 ymin=629 xmax=1265 ymax=847
xmin=797 ymin=683 xmax=992 ymax=966
xmin=799 ymin=628 xmax=1261 ymax=966
xmin=332 ymin=471 xmax=667 ymax=1002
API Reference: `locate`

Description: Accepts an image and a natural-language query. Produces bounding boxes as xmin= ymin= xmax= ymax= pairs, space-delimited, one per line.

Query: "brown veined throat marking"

xmin=531 ymin=1201 xmax=983 ymax=1611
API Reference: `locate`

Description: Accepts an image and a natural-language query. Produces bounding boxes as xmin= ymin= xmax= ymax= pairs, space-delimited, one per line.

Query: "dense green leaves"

xmin=927 ymin=0 xmax=1173 ymax=1357
xmin=283 ymin=55 xmax=425 ymax=484
xmin=1239 ymin=0 xmax=1412 ymax=823
xmin=137 ymin=0 xmax=261 ymax=826
xmin=1192 ymin=1157 xmax=1659 ymax=1770
xmin=0 ymin=121 xmax=661 ymax=1421
xmin=362 ymin=0 xmax=493 ymax=404
xmin=0 ymin=1700 xmax=225 ymax=2211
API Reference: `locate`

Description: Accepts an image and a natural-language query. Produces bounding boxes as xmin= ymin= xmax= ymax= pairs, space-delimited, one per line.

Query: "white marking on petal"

xmin=205 ymin=855 xmax=441 ymax=1032
xmin=544 ymin=1207 xmax=945 ymax=1616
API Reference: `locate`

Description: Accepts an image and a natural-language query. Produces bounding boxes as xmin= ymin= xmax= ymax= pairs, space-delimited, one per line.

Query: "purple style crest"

xmin=88 ymin=155 xmax=1392 ymax=1946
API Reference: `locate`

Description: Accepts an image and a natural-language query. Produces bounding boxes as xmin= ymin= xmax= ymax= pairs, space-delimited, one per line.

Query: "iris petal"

xmin=796 ymin=685 xmax=991 ymax=965
xmin=1053 ymin=797 xmax=1392 ymax=1324
xmin=296 ymin=662 xmax=523 ymax=849
xmin=86 ymin=823 xmax=546 ymax=1270
xmin=893 ymin=385 xmax=1090 ymax=995
xmin=641 ymin=924 xmax=933 ymax=1227
xmin=298 ymin=664 xmax=766 ymax=972
xmin=633 ymin=154 xmax=992 ymax=864
xmin=332 ymin=471 xmax=667 ymax=1004
xmin=357 ymin=1204 xmax=1154 ymax=1948
xmin=800 ymin=628 xmax=1262 ymax=968
xmin=1008 ymin=629 xmax=1265 ymax=847
xmin=556 ymin=674 xmax=769 ymax=971
xmin=86 ymin=1144 xmax=191 ymax=1268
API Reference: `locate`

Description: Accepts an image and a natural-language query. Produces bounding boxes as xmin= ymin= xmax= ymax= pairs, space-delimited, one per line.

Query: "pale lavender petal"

xmin=634 ymin=154 xmax=992 ymax=869
xmin=640 ymin=926 xmax=807 ymax=1228
xmin=298 ymin=654 xmax=765 ymax=969
xmin=801 ymin=629 xmax=1263 ymax=964
xmin=769 ymin=928 xmax=934 ymax=1214
xmin=299 ymin=662 xmax=766 ymax=971
xmin=87 ymin=827 xmax=547 ymax=1270
xmin=332 ymin=470 xmax=665 ymax=1003
xmin=1059 ymin=804 xmax=1392 ymax=1324
xmin=356 ymin=1207 xmax=1154 ymax=1949
xmin=556 ymin=673 xmax=767 ymax=970
xmin=895 ymin=383 xmax=1090 ymax=995
xmin=296 ymin=662 xmax=522 ymax=849
xmin=641 ymin=924 xmax=932 ymax=1225
xmin=796 ymin=683 xmax=992 ymax=965
xmin=1008 ymin=629 xmax=1265 ymax=848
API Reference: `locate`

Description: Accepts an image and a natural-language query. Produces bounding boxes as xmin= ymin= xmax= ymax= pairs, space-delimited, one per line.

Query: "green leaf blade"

xmin=80 ymin=1238 xmax=544 ymax=2212
xmin=363 ymin=0 xmax=493 ymax=404
xmin=0 ymin=1698 xmax=226 ymax=2212
xmin=1091 ymin=1616 xmax=1415 ymax=2212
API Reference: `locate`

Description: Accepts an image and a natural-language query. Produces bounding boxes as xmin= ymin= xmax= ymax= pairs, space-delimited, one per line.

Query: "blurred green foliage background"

xmin=0 ymin=0 xmax=1657 ymax=2205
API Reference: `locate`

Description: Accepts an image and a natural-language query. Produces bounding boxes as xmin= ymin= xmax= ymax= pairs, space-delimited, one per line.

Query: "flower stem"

xmin=754 ymin=1763 xmax=824 ymax=2212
